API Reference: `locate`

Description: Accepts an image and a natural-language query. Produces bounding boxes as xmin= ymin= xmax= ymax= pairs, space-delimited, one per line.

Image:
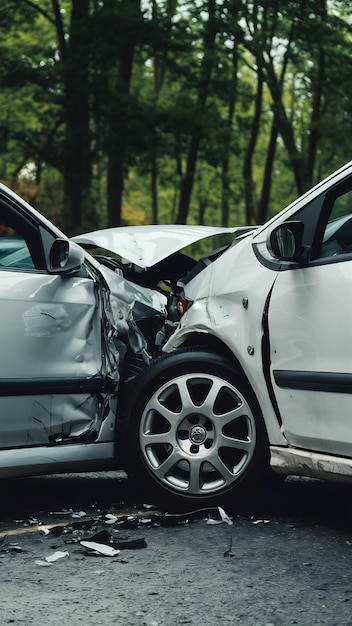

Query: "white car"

xmin=0 ymin=182 xmax=245 ymax=487
xmin=120 ymin=160 xmax=352 ymax=509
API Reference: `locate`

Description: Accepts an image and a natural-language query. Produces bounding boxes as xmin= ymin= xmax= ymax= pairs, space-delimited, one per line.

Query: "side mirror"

xmin=49 ymin=239 xmax=85 ymax=274
xmin=268 ymin=221 xmax=305 ymax=261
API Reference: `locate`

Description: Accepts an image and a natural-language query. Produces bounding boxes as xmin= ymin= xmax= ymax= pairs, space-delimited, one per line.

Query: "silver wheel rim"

xmin=139 ymin=372 xmax=257 ymax=496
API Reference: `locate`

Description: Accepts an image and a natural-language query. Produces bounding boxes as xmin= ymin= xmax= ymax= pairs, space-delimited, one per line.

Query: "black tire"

xmin=118 ymin=347 xmax=269 ymax=510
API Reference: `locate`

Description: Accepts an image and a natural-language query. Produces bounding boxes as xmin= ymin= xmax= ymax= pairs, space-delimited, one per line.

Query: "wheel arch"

xmin=118 ymin=338 xmax=258 ymax=440
xmin=166 ymin=332 xmax=249 ymax=385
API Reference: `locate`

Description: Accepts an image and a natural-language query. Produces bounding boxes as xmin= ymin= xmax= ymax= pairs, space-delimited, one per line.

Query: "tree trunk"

xmin=221 ymin=42 xmax=238 ymax=227
xmin=198 ymin=197 xmax=207 ymax=226
xmin=305 ymin=43 xmax=325 ymax=187
xmin=176 ymin=132 xmax=201 ymax=225
xmin=243 ymin=67 xmax=263 ymax=224
xmin=106 ymin=0 xmax=141 ymax=227
xmin=52 ymin=0 xmax=93 ymax=234
xmin=175 ymin=0 xmax=217 ymax=224
xmin=151 ymin=156 xmax=158 ymax=224
xmin=263 ymin=58 xmax=305 ymax=196
xmin=257 ymin=112 xmax=278 ymax=224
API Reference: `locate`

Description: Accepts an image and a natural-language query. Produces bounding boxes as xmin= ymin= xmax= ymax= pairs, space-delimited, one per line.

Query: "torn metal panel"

xmin=0 ymin=273 xmax=103 ymax=378
xmin=270 ymin=446 xmax=352 ymax=483
xmin=98 ymin=262 xmax=167 ymax=354
xmin=73 ymin=224 xmax=249 ymax=269
xmin=0 ymin=269 xmax=122 ymax=449
xmin=0 ymin=393 xmax=106 ymax=447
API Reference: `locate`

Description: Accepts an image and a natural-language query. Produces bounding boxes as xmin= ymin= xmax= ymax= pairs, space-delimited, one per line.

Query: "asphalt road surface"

xmin=1 ymin=472 xmax=352 ymax=626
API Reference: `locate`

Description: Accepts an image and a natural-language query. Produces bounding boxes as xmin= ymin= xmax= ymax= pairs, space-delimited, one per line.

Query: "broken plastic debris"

xmin=38 ymin=521 xmax=90 ymax=537
xmin=84 ymin=529 xmax=147 ymax=550
xmin=87 ymin=529 xmax=112 ymax=544
xmin=206 ymin=507 xmax=233 ymax=526
xmin=46 ymin=525 xmax=64 ymax=537
xmin=104 ymin=514 xmax=118 ymax=524
xmin=35 ymin=550 xmax=69 ymax=565
xmin=69 ymin=519 xmax=96 ymax=531
xmin=218 ymin=507 xmax=233 ymax=525
xmin=71 ymin=511 xmax=87 ymax=519
xmin=0 ymin=544 xmax=23 ymax=554
xmin=45 ymin=550 xmax=69 ymax=562
xmin=251 ymin=519 xmax=270 ymax=524
xmin=223 ymin=536 xmax=235 ymax=558
xmin=113 ymin=538 xmax=147 ymax=550
xmin=80 ymin=541 xmax=120 ymax=557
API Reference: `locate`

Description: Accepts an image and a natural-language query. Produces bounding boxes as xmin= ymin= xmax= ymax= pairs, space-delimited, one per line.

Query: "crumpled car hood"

xmin=73 ymin=224 xmax=250 ymax=269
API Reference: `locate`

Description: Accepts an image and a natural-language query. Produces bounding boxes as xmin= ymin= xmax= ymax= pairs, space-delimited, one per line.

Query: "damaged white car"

xmin=0 ymin=182 xmax=246 ymax=487
xmin=119 ymin=161 xmax=352 ymax=509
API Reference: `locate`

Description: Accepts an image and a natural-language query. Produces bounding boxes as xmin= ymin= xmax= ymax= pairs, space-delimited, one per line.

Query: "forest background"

xmin=1 ymin=0 xmax=352 ymax=235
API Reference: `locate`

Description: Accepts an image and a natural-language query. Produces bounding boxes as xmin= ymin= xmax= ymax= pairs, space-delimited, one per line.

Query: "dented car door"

xmin=0 ymin=270 xmax=111 ymax=447
xmin=0 ymin=193 xmax=117 ymax=449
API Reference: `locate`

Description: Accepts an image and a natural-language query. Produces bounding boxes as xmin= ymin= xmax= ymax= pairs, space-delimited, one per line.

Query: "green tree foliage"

xmin=0 ymin=0 xmax=352 ymax=231
xmin=0 ymin=2 xmax=63 ymax=187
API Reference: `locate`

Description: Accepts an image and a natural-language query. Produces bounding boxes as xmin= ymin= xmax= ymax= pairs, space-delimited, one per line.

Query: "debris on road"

xmin=0 ymin=542 xmax=23 ymax=554
xmin=104 ymin=513 xmax=118 ymax=524
xmin=1 ymin=504 xmax=237 ymax=568
xmin=223 ymin=536 xmax=234 ymax=558
xmin=205 ymin=506 xmax=233 ymax=525
xmin=35 ymin=550 xmax=69 ymax=566
xmin=71 ymin=511 xmax=87 ymax=519
xmin=80 ymin=541 xmax=120 ymax=557
xmin=86 ymin=529 xmax=147 ymax=550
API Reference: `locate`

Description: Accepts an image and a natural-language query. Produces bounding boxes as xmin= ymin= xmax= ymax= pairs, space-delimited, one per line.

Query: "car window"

xmin=0 ymin=200 xmax=43 ymax=269
xmin=319 ymin=189 xmax=352 ymax=258
xmin=0 ymin=234 xmax=34 ymax=269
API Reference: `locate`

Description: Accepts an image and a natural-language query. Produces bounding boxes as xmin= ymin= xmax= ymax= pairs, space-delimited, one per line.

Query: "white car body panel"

xmin=268 ymin=260 xmax=352 ymax=456
xmin=164 ymin=237 xmax=287 ymax=446
xmin=270 ymin=447 xmax=352 ymax=483
xmin=0 ymin=442 xmax=116 ymax=478
xmin=0 ymin=270 xmax=106 ymax=447
xmin=73 ymin=224 xmax=248 ymax=268
xmin=2 ymin=272 xmax=102 ymax=378
xmin=166 ymin=160 xmax=352 ymax=482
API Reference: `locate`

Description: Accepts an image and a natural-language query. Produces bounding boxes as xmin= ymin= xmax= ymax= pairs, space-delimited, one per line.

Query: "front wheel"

xmin=120 ymin=347 xmax=269 ymax=510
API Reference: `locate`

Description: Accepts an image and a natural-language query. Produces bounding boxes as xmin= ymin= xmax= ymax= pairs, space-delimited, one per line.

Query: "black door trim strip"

xmin=274 ymin=370 xmax=352 ymax=394
xmin=0 ymin=377 xmax=105 ymax=397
